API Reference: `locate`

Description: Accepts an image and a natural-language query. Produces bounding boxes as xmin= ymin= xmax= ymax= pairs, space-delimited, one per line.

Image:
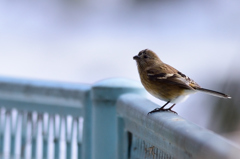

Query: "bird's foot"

xmin=148 ymin=107 xmax=177 ymax=115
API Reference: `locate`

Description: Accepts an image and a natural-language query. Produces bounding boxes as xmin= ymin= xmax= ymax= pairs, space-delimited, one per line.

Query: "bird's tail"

xmin=196 ymin=88 xmax=231 ymax=99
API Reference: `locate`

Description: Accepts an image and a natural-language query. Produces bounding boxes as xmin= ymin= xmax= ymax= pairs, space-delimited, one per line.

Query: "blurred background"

xmin=0 ymin=0 xmax=240 ymax=145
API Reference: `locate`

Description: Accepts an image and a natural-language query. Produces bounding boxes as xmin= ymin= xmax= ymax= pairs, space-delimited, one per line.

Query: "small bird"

xmin=133 ymin=49 xmax=231 ymax=114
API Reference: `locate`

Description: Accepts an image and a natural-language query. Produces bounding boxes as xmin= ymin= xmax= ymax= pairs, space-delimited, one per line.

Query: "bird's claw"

xmin=148 ymin=108 xmax=178 ymax=115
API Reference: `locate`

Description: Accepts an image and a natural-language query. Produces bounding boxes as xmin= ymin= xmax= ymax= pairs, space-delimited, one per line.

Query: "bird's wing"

xmin=146 ymin=64 xmax=200 ymax=90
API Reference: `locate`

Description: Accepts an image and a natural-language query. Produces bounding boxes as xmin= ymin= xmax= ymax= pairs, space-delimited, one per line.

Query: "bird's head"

xmin=133 ymin=49 xmax=162 ymax=68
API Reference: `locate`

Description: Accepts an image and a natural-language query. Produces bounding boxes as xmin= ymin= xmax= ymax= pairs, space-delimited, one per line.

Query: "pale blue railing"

xmin=0 ymin=76 xmax=239 ymax=159
xmin=0 ymin=77 xmax=91 ymax=159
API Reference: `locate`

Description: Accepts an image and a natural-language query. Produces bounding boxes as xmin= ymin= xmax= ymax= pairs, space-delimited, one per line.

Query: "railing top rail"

xmin=117 ymin=93 xmax=240 ymax=159
xmin=0 ymin=76 xmax=90 ymax=116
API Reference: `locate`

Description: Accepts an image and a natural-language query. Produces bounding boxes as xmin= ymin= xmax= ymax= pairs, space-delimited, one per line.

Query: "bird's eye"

xmin=144 ymin=55 xmax=148 ymax=58
xmin=138 ymin=52 xmax=142 ymax=56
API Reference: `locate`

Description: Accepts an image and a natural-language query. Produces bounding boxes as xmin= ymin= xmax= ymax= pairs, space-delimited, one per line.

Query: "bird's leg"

xmin=148 ymin=101 xmax=170 ymax=114
xmin=165 ymin=104 xmax=177 ymax=114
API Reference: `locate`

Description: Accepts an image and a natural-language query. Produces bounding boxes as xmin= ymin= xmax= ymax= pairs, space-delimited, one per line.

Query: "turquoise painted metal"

xmin=91 ymin=78 xmax=146 ymax=159
xmin=0 ymin=76 xmax=239 ymax=159
xmin=0 ymin=76 xmax=91 ymax=159
xmin=117 ymin=94 xmax=240 ymax=159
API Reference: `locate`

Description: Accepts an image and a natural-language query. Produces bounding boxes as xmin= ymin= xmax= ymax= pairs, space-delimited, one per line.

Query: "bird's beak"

xmin=133 ymin=55 xmax=139 ymax=60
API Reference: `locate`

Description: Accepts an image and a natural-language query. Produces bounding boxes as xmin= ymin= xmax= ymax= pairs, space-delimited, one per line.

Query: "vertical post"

xmin=81 ymin=88 xmax=91 ymax=159
xmin=91 ymin=78 xmax=145 ymax=159
xmin=117 ymin=117 xmax=129 ymax=159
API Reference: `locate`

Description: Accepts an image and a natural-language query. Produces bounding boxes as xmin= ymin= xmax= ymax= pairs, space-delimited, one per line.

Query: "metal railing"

xmin=0 ymin=76 xmax=239 ymax=159
xmin=117 ymin=94 xmax=240 ymax=159
xmin=0 ymin=76 xmax=91 ymax=159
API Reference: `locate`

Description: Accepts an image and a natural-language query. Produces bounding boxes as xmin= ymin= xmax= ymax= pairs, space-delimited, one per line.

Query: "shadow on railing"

xmin=0 ymin=76 xmax=239 ymax=159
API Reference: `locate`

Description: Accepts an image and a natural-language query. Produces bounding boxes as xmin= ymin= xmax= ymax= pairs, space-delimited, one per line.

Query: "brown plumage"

xmin=133 ymin=49 xmax=231 ymax=114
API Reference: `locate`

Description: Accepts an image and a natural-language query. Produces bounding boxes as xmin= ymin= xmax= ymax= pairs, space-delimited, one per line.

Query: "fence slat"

xmin=10 ymin=110 xmax=19 ymax=157
xmin=65 ymin=116 xmax=71 ymax=159
xmin=76 ymin=118 xmax=82 ymax=159
xmin=21 ymin=112 xmax=28 ymax=159
xmin=42 ymin=114 xmax=49 ymax=159
xmin=31 ymin=113 xmax=38 ymax=159
xmin=54 ymin=115 xmax=62 ymax=159
xmin=3 ymin=110 xmax=10 ymax=159
xmin=0 ymin=109 xmax=5 ymax=156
